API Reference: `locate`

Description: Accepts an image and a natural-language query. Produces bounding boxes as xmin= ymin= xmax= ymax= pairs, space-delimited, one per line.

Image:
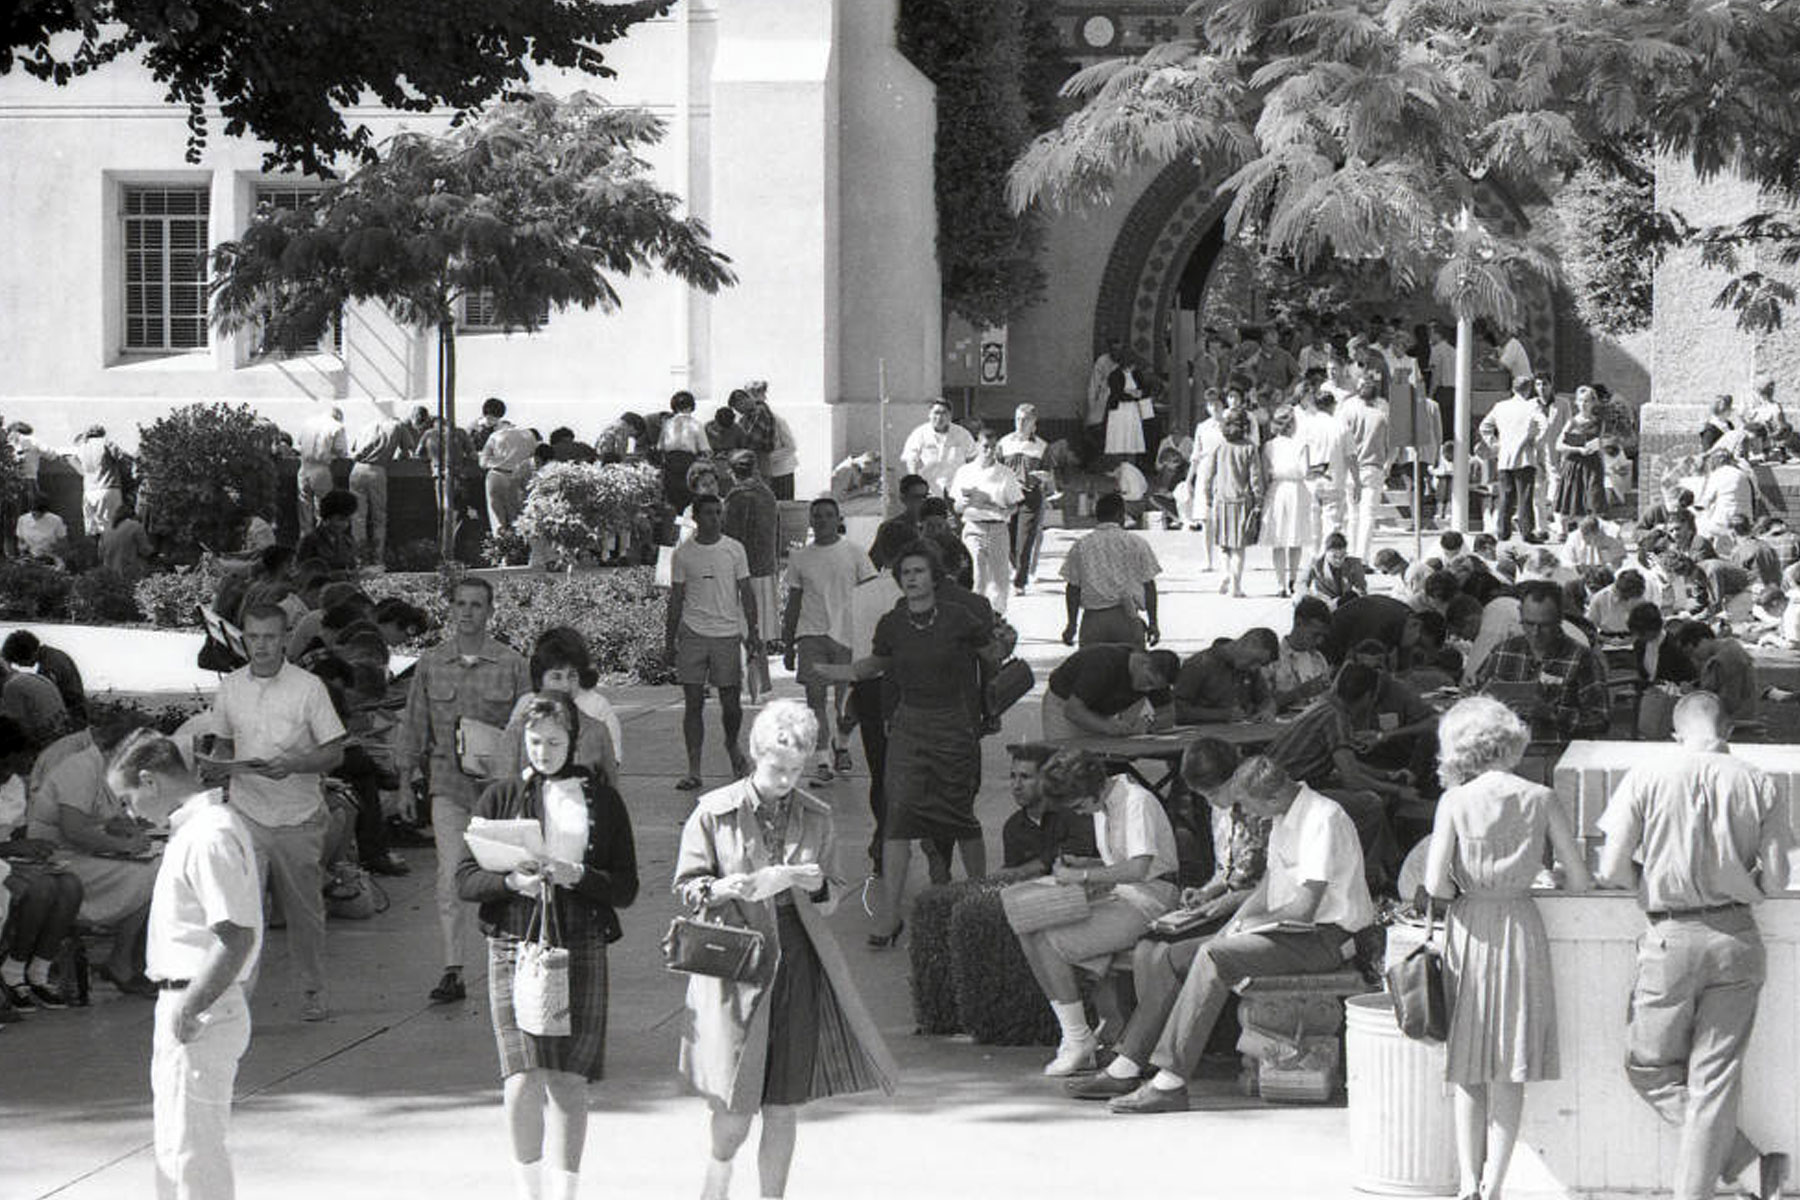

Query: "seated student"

xmin=1745 ymin=586 xmax=1788 ymax=644
xmin=0 ymin=654 xmax=67 ymax=748
xmin=1638 ymin=484 xmax=1693 ymax=532
xmin=1114 ymin=460 xmax=1152 ymax=528
xmin=1520 ymin=546 xmax=1577 ymax=585
xmin=1100 ymin=755 xmax=1375 ymax=1114
xmin=1172 ymin=629 xmax=1278 ymax=724
xmin=1323 ymin=592 xmax=1422 ymax=665
xmin=1585 ymin=566 xmax=1648 ymax=637
xmin=1666 ymin=509 xmax=1718 ymax=563
xmin=1627 ymin=604 xmax=1699 ymax=687
xmin=1475 ymin=580 xmax=1611 ymax=739
xmin=295 ymin=489 xmax=361 ymax=574
xmin=1066 ymin=739 xmax=1272 ymax=1101
xmin=1265 ymin=664 xmax=1417 ymax=893
xmin=1560 ymin=577 xmax=1599 ymax=646
xmin=1757 ymin=514 xmax=1800 ymax=570
xmin=14 ymin=493 xmax=68 ymax=565
xmin=1471 ymin=531 xmax=1500 ymax=566
xmin=285 ymin=582 xmax=370 ymax=662
xmin=1698 ymin=556 xmax=1757 ymax=624
xmin=1265 ymin=596 xmax=1334 ymax=712
xmin=1435 ymin=530 xmax=1480 ymax=577
xmin=1562 ymin=515 xmax=1627 ymax=569
xmin=1304 ymin=532 xmax=1368 ymax=607
xmin=1011 ymin=750 xmax=1180 ymax=1077
xmin=1412 ymin=569 xmax=1462 ymax=616
xmin=1348 ymin=637 xmax=1443 ymax=798
xmin=25 ymin=715 xmax=157 ymax=994
xmin=0 ymin=717 xmax=85 ymax=1012
xmin=1669 ymin=620 xmax=1759 ymax=720
xmin=1 ymin=631 xmax=87 ymax=730
xmin=994 ymin=742 xmax=1100 ymax=880
xmin=1400 ymin=612 xmax=1464 ymax=694
xmin=1041 ymin=645 xmax=1179 ymax=739
xmin=1726 ymin=513 xmax=1782 ymax=587
xmin=1371 ymin=548 xmax=1411 ymax=593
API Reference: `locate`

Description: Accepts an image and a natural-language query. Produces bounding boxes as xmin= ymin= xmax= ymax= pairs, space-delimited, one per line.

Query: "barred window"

xmin=460 ymin=287 xmax=550 ymax=331
xmin=253 ymin=184 xmax=340 ymax=356
xmin=123 ymin=186 xmax=209 ymax=351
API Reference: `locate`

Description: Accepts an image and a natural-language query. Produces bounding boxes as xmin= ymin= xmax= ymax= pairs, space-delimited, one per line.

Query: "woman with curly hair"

xmin=1199 ymin=408 xmax=1265 ymax=597
xmin=1424 ymin=697 xmax=1591 ymax=1200
xmin=493 ymin=627 xmax=622 ymax=790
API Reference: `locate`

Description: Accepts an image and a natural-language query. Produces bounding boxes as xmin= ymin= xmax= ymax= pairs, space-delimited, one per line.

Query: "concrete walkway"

xmin=5 ymin=526 xmax=1578 ymax=1199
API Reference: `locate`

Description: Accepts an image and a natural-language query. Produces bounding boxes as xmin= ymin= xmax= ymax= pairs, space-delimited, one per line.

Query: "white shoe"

xmin=1043 ymin=1034 xmax=1099 ymax=1076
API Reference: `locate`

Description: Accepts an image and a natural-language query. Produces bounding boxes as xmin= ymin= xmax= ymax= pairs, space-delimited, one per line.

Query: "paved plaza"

xmin=4 ymin=526 xmax=1588 ymax=1200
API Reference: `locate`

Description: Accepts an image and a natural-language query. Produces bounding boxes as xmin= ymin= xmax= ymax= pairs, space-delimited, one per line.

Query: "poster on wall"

xmin=978 ymin=325 xmax=1008 ymax=386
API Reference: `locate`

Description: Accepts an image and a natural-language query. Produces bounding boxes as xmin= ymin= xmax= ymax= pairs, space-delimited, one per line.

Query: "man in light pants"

xmin=1295 ymin=379 xmax=1349 ymax=554
xmin=347 ymin=411 xmax=417 ymax=566
xmin=1337 ymin=378 xmax=1392 ymax=562
xmin=110 ymin=729 xmax=262 ymax=1200
xmin=393 ymin=577 xmax=530 ymax=1005
xmin=296 ymin=405 xmax=346 ymax=535
xmin=952 ymin=424 xmax=1025 ymax=614
xmin=207 ymin=604 xmax=344 ymax=1024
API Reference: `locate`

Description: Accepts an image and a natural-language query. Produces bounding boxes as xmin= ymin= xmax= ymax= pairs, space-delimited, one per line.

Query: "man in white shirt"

xmin=109 ymin=729 xmax=262 ymax=1200
xmin=900 ymin=399 xmax=977 ymax=498
xmin=998 ymin=403 xmax=1052 ymax=591
xmin=207 ymin=603 xmax=345 ymax=1023
xmin=346 ymin=411 xmax=417 ymax=567
xmin=1497 ymin=332 xmax=1533 ymax=383
xmin=666 ymin=492 xmax=760 ymax=788
xmin=781 ymin=497 xmax=876 ymax=784
xmin=1106 ymin=754 xmax=1374 ymax=1112
xmin=474 ymin=397 xmax=540 ymax=533
xmin=951 ymin=425 xmax=1025 ymax=614
xmin=1426 ymin=323 xmax=1458 ymax=407
xmin=14 ymin=494 xmax=68 ymax=563
xmin=1337 ymin=379 xmax=1392 ymax=561
xmin=296 ymin=405 xmax=347 ymax=536
xmin=1296 ymin=382 xmax=1350 ymax=555
xmin=1479 ymin=377 xmax=1549 ymax=543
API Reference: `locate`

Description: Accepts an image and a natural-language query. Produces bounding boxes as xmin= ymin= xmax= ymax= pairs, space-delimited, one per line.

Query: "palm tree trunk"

xmin=437 ymin=319 xmax=458 ymax=561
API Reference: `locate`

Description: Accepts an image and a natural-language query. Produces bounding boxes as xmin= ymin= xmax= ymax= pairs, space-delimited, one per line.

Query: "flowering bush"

xmin=134 ymin=562 xmax=224 ymax=628
xmin=516 ymin=461 xmax=663 ymax=567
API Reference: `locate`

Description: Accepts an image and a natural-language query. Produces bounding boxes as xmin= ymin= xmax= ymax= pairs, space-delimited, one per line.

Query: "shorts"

xmin=795 ymin=635 xmax=850 ymax=688
xmin=676 ymin=629 xmax=744 ymax=689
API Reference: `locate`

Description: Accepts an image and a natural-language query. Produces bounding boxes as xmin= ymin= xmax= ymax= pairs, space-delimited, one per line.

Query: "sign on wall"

xmin=978 ymin=325 xmax=1008 ymax=386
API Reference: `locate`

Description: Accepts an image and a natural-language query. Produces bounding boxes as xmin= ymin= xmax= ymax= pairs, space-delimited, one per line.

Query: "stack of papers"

xmin=464 ymin=817 xmax=547 ymax=872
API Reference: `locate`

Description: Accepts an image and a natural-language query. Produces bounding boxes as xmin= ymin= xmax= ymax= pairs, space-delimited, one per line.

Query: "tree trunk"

xmin=437 ymin=319 xmax=458 ymax=561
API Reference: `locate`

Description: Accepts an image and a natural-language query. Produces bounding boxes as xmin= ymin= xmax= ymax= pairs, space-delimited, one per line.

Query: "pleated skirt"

xmin=1443 ymin=895 xmax=1559 ymax=1084
xmin=488 ymin=931 xmax=610 ymax=1082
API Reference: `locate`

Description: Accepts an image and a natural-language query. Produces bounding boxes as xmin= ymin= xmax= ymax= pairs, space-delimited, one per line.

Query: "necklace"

xmin=906 ymin=605 xmax=938 ymax=631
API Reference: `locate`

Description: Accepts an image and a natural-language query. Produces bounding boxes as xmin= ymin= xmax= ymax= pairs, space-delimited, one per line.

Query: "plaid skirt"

xmin=487 ymin=932 xmax=609 ymax=1082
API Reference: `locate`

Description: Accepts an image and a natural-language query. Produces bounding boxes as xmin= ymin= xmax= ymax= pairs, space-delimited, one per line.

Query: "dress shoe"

xmin=428 ymin=970 xmax=466 ymax=1004
xmin=1108 ymin=1081 xmax=1190 ymax=1114
xmin=1066 ymin=1072 xmax=1139 ymax=1100
xmin=299 ymin=992 xmax=328 ymax=1022
xmin=364 ymin=851 xmax=411 ymax=877
xmin=27 ymin=982 xmax=69 ymax=1010
xmin=1042 ymin=1034 xmax=1098 ymax=1077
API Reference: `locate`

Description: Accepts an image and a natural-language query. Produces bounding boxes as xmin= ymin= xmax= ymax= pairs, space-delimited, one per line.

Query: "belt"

xmin=1646 ymin=903 xmax=1750 ymax=923
xmin=155 ymin=979 xmax=191 ymax=991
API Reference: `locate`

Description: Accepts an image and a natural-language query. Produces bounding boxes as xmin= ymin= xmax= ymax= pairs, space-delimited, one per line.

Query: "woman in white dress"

xmin=1259 ymin=405 xmax=1314 ymax=597
xmin=1103 ymin=360 xmax=1147 ymax=462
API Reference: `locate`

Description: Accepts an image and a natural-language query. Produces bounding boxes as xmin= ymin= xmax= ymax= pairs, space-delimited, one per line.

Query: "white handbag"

xmin=513 ymin=882 xmax=572 ymax=1037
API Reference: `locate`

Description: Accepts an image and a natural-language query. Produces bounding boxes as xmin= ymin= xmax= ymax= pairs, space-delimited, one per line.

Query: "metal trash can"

xmin=1346 ymin=993 xmax=1458 ymax=1196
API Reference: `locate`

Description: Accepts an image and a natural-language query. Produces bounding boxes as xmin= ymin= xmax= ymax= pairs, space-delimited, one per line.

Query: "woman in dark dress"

xmin=455 ymin=693 xmax=638 ymax=1200
xmin=1553 ymin=386 xmax=1607 ymax=527
xmin=818 ymin=539 xmax=992 ymax=946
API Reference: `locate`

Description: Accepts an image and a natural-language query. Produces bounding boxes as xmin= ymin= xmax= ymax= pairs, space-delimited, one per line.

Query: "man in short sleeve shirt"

xmin=1104 ymin=755 xmax=1372 ymax=1112
xmin=208 ymin=604 xmax=343 ymax=1021
xmin=1597 ymin=692 xmax=1793 ymax=1200
xmin=110 ymin=731 xmax=262 ymax=1200
xmin=1060 ymin=492 xmax=1163 ymax=648
xmin=667 ymin=491 xmax=760 ymax=789
xmin=781 ymin=496 xmax=876 ymax=783
xmin=1040 ymin=645 xmax=1178 ymax=739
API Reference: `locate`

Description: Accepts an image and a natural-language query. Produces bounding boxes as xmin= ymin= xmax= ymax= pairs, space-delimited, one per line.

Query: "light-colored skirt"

xmin=1105 ymin=406 xmax=1146 ymax=455
xmin=67 ymin=854 xmax=157 ymax=927
xmin=1260 ymin=478 xmax=1314 ymax=549
xmin=1443 ymin=894 xmax=1559 ymax=1084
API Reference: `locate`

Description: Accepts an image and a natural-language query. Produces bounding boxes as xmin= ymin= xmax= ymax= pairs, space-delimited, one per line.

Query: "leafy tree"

xmin=208 ymin=92 xmax=734 ymax=556
xmin=1 ymin=0 xmax=669 ymax=175
xmin=1548 ymin=153 xmax=1663 ymax=338
xmin=135 ymin=402 xmax=280 ymax=557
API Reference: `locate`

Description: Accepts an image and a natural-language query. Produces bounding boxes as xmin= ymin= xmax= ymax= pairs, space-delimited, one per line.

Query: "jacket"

xmin=672 ymin=779 xmax=897 ymax=1112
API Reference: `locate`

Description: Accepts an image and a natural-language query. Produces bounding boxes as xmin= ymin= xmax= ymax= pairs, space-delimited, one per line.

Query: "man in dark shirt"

xmin=0 ymin=631 xmax=86 ymax=730
xmin=1172 ymin=630 xmax=1278 ymax=724
xmin=1323 ymin=593 xmax=1422 ymax=665
xmin=294 ymin=490 xmax=361 ymax=575
xmin=870 ymin=473 xmax=931 ymax=569
xmin=996 ymin=743 xmax=1100 ymax=876
xmin=1042 ymin=645 xmax=1179 ymax=738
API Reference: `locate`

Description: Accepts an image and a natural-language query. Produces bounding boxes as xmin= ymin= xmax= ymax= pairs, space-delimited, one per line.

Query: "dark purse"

xmin=662 ymin=901 xmax=766 ymax=982
xmin=985 ymin=658 xmax=1035 ymax=718
xmin=1384 ymin=919 xmax=1450 ymax=1042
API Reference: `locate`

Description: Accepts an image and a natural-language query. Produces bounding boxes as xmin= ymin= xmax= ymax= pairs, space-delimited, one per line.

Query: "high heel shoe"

xmin=866 ymin=919 xmax=905 ymax=949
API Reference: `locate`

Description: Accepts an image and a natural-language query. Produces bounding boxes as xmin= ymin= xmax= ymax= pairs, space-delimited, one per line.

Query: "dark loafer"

xmin=428 ymin=971 xmax=466 ymax=1004
xmin=1066 ymin=1073 xmax=1140 ymax=1100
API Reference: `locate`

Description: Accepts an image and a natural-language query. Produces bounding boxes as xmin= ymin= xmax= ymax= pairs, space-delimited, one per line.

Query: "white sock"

xmin=1052 ymin=1000 xmax=1091 ymax=1044
xmin=1150 ymin=1069 xmax=1186 ymax=1091
xmin=1 ymin=959 xmax=24 ymax=986
xmin=1105 ymin=1055 xmax=1141 ymax=1080
xmin=27 ymin=959 xmax=52 ymax=987
xmin=544 ymin=1166 xmax=579 ymax=1200
xmin=513 ymin=1158 xmax=543 ymax=1200
xmin=702 ymin=1157 xmax=733 ymax=1200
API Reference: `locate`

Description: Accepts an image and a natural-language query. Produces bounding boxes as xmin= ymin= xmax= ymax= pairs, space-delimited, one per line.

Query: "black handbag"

xmin=1384 ymin=921 xmax=1450 ymax=1042
xmin=662 ymin=911 xmax=765 ymax=982
xmin=985 ymin=658 xmax=1035 ymax=718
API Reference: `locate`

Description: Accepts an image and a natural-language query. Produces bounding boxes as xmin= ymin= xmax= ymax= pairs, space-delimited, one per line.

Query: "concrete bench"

xmin=1235 ymin=968 xmax=1369 ymax=1102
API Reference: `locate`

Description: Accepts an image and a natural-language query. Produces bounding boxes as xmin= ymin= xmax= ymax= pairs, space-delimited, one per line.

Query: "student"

xmin=781 ymin=497 xmax=877 ymax=784
xmin=667 ymin=493 xmax=760 ymax=789
xmin=1040 ymin=645 xmax=1180 ymax=738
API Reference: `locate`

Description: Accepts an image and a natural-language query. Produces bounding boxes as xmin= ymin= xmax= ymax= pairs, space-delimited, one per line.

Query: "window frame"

xmin=458 ymin=286 xmax=551 ymax=333
xmin=120 ymin=184 xmax=212 ymax=354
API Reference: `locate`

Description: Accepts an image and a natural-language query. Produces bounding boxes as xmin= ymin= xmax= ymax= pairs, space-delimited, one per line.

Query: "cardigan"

xmin=454 ymin=768 xmax=639 ymax=943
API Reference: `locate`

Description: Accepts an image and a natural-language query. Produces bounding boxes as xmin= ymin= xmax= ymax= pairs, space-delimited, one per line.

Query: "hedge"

xmin=908 ymin=880 xmax=1059 ymax=1046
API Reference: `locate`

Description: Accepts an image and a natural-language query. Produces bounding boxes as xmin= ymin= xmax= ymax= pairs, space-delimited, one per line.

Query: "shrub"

xmin=0 ymin=435 xmax=26 ymax=513
xmin=0 ymin=562 xmax=73 ymax=619
xmin=87 ymin=693 xmax=205 ymax=735
xmin=946 ymin=888 xmax=1061 ymax=1046
xmin=385 ymin=537 xmax=444 ymax=574
xmin=134 ymin=563 xmax=224 ymax=628
xmin=366 ymin=565 xmax=674 ymax=685
xmin=481 ymin=527 xmax=531 ymax=567
xmin=908 ymin=881 xmax=989 ymax=1035
xmin=68 ymin=568 xmax=143 ymax=623
xmin=136 ymin=403 xmax=281 ymax=556
xmin=515 ymin=461 xmax=663 ymax=568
